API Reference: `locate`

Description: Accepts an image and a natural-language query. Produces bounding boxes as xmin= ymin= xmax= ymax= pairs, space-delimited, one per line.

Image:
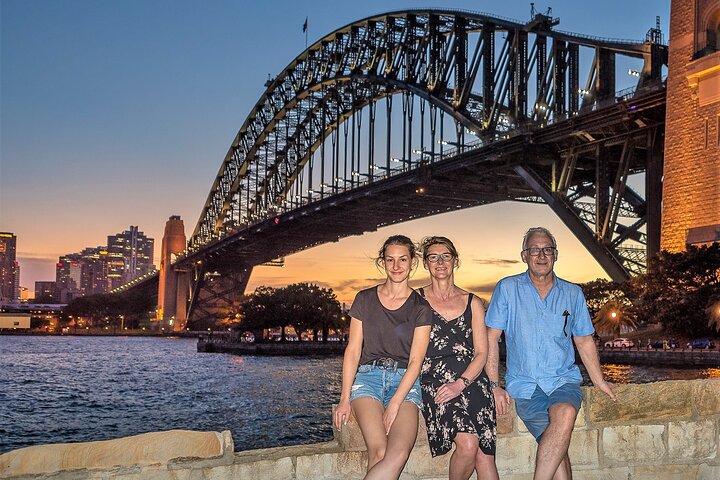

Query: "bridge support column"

xmin=157 ymin=216 xmax=189 ymax=331
xmin=186 ymin=264 xmax=253 ymax=330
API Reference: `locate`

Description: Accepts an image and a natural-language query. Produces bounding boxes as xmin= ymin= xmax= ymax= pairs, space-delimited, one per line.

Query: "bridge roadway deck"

xmin=174 ymin=88 xmax=666 ymax=277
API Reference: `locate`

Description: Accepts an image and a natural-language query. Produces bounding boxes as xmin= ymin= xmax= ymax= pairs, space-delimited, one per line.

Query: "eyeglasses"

xmin=426 ymin=253 xmax=454 ymax=263
xmin=523 ymin=247 xmax=557 ymax=256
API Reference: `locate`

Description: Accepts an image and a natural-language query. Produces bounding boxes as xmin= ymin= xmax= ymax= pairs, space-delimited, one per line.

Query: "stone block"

xmin=572 ymin=467 xmax=632 ymax=480
xmin=602 ymin=425 xmax=665 ymax=463
xmin=568 ymin=429 xmax=599 ymax=467
xmin=632 ymin=464 xmax=700 ymax=479
xmin=205 ymin=458 xmax=294 ymax=480
xmin=590 ymin=381 xmax=692 ymax=424
xmin=668 ymin=419 xmax=717 ymax=460
xmin=0 ymin=429 xmax=226 ymax=477
xmin=296 ymin=453 xmax=332 ymax=479
xmin=497 ymin=408 xmax=515 ymax=435
xmin=334 ymin=451 xmax=367 ymax=475
xmin=402 ymin=446 xmax=450 ymax=477
xmin=693 ymin=379 xmax=720 ymax=416
xmin=496 ymin=433 xmax=536 ymax=474
xmin=698 ymin=463 xmax=720 ymax=480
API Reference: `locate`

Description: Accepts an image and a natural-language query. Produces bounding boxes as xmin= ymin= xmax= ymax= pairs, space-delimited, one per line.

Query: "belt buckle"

xmin=381 ymin=358 xmax=396 ymax=370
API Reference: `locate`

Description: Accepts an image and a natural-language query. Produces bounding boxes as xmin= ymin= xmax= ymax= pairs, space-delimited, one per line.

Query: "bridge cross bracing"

xmin=115 ymin=9 xmax=668 ymax=328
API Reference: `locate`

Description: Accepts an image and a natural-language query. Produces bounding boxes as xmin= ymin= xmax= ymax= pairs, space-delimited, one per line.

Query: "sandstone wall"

xmin=662 ymin=0 xmax=720 ymax=251
xmin=1 ymin=379 xmax=718 ymax=479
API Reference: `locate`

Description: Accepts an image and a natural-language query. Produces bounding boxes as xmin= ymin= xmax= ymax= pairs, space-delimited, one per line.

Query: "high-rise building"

xmin=35 ymin=281 xmax=57 ymax=302
xmin=56 ymin=254 xmax=82 ymax=302
xmin=55 ymin=226 xmax=155 ymax=300
xmin=79 ymin=246 xmax=110 ymax=295
xmin=0 ymin=232 xmax=18 ymax=303
xmin=107 ymin=226 xmax=154 ymax=288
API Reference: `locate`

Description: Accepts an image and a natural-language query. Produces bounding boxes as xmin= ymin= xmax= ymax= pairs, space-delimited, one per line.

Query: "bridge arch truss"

xmin=171 ymin=9 xmax=667 ymax=326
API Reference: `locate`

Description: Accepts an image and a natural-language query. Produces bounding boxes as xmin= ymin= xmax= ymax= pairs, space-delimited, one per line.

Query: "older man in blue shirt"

xmin=486 ymin=227 xmax=616 ymax=480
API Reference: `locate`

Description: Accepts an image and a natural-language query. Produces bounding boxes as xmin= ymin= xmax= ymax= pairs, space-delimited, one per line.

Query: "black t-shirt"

xmin=349 ymin=286 xmax=432 ymax=366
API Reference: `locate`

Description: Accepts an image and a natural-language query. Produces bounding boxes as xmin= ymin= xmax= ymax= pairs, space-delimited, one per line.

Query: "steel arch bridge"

xmin=120 ymin=9 xmax=668 ymax=328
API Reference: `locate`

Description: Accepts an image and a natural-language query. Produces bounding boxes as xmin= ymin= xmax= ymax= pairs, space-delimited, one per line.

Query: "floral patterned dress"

xmin=419 ymin=290 xmax=497 ymax=457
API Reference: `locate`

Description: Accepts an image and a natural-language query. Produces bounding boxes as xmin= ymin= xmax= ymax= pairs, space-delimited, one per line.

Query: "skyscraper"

xmin=107 ymin=226 xmax=155 ymax=288
xmin=0 ymin=232 xmax=18 ymax=303
xmin=56 ymin=254 xmax=82 ymax=302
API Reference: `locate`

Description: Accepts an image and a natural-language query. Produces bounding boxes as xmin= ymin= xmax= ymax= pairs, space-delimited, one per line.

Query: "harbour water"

xmin=1 ymin=335 xmax=718 ymax=454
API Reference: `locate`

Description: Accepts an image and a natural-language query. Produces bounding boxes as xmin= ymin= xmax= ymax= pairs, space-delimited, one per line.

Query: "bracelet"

xmin=489 ymin=380 xmax=500 ymax=389
xmin=459 ymin=376 xmax=471 ymax=387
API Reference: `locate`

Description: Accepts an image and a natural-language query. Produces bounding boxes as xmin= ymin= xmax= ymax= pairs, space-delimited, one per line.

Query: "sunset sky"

xmin=1 ymin=0 xmax=670 ymax=305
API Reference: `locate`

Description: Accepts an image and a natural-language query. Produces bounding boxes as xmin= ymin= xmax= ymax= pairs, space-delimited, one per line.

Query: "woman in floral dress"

xmin=418 ymin=236 xmax=498 ymax=480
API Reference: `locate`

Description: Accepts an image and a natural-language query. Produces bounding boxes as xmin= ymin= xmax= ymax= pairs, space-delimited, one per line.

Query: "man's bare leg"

xmin=533 ymin=403 xmax=576 ymax=480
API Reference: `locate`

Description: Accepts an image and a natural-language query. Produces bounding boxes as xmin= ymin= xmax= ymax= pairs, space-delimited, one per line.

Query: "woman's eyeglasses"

xmin=426 ymin=253 xmax=454 ymax=263
xmin=523 ymin=247 xmax=557 ymax=256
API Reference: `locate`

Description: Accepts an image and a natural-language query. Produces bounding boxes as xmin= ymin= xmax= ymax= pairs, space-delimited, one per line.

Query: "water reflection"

xmin=600 ymin=364 xmax=633 ymax=384
xmin=0 ymin=336 xmax=716 ymax=454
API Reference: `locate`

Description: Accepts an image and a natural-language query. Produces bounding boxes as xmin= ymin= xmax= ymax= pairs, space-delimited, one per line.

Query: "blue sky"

xmin=1 ymin=0 xmax=671 ymax=302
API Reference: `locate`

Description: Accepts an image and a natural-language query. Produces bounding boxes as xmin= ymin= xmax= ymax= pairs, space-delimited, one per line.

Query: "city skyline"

xmin=1 ymin=0 xmax=671 ymax=304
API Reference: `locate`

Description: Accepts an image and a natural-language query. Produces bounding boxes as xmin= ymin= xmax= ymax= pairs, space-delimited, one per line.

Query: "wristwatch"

xmin=489 ymin=380 xmax=500 ymax=389
xmin=458 ymin=376 xmax=471 ymax=387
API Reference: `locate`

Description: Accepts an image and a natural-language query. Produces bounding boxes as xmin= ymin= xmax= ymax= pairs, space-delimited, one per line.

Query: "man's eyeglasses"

xmin=426 ymin=253 xmax=454 ymax=263
xmin=523 ymin=247 xmax=557 ymax=257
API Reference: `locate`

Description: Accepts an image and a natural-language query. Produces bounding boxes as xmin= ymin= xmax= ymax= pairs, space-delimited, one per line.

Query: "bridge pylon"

xmin=157 ymin=216 xmax=190 ymax=331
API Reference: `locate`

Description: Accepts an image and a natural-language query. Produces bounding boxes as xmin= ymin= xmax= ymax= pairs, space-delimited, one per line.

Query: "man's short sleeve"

xmin=485 ymin=280 xmax=508 ymax=331
xmin=348 ymin=289 xmax=368 ymax=321
xmin=571 ymin=287 xmax=594 ymax=337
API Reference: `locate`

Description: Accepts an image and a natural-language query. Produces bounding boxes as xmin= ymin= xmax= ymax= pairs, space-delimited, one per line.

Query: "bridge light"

xmin=627 ymin=69 xmax=640 ymax=77
xmin=274 ymin=217 xmax=280 ymax=224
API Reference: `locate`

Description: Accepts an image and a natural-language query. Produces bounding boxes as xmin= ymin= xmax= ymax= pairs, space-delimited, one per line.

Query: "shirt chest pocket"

xmin=548 ymin=313 xmax=572 ymax=339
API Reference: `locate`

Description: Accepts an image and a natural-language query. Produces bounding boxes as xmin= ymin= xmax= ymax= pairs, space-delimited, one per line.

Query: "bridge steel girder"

xmin=112 ymin=10 xmax=669 ymax=318
xmin=185 ymin=263 xmax=253 ymax=330
xmin=514 ymin=164 xmax=630 ymax=282
xmin=189 ymin=9 xmax=663 ymax=248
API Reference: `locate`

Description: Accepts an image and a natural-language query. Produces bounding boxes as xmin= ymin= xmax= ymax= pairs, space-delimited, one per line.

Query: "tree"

xmin=236 ymin=283 xmax=344 ymax=342
xmin=592 ymin=300 xmax=638 ymax=337
xmin=581 ymin=278 xmax=636 ymax=319
xmin=638 ymin=243 xmax=720 ymax=336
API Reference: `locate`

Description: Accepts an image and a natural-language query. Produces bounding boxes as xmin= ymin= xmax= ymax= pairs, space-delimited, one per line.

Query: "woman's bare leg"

xmin=365 ymin=402 xmax=419 ymax=480
xmin=352 ymin=397 xmax=388 ymax=471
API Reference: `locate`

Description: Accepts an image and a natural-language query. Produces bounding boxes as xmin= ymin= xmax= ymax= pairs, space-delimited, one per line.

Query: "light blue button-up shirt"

xmin=485 ymin=271 xmax=594 ymax=400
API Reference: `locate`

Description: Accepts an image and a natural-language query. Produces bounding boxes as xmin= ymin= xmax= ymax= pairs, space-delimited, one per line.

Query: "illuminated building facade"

xmin=0 ymin=232 xmax=19 ymax=303
xmin=662 ymin=0 xmax=720 ymax=251
xmin=107 ymin=226 xmax=154 ymax=288
xmin=35 ymin=281 xmax=57 ymax=302
xmin=56 ymin=254 xmax=82 ymax=302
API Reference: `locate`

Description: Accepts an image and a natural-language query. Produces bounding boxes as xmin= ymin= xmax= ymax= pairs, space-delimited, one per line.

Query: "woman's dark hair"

xmin=419 ymin=236 xmax=460 ymax=268
xmin=375 ymin=235 xmax=417 ymax=268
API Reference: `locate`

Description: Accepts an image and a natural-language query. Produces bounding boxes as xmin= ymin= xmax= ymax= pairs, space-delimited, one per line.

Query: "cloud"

xmin=465 ymin=282 xmax=500 ymax=297
xmin=471 ymin=258 xmax=520 ymax=266
xmin=17 ymin=252 xmax=60 ymax=261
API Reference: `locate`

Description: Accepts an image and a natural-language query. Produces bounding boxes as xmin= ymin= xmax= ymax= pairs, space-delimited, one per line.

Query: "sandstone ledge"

xmin=1 ymin=379 xmax=719 ymax=479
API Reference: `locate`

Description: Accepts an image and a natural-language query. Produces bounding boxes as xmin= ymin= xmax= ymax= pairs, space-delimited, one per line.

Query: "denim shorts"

xmin=514 ymin=383 xmax=583 ymax=442
xmin=349 ymin=364 xmax=422 ymax=409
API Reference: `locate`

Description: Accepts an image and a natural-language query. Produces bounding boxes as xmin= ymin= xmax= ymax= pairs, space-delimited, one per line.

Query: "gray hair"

xmin=522 ymin=227 xmax=557 ymax=251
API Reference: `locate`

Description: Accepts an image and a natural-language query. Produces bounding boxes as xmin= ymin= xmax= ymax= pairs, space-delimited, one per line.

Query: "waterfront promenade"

xmin=197 ymin=334 xmax=720 ymax=367
xmin=2 ymin=378 xmax=719 ymax=479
